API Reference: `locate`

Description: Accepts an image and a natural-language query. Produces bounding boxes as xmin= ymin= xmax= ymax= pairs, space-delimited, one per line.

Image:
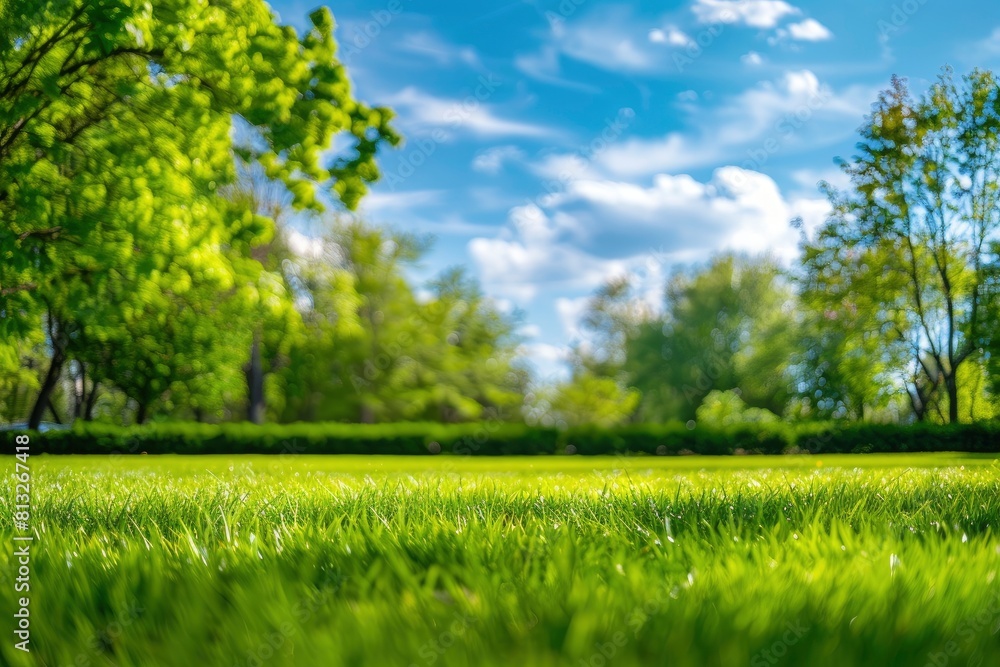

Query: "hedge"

xmin=2 ymin=421 xmax=999 ymax=456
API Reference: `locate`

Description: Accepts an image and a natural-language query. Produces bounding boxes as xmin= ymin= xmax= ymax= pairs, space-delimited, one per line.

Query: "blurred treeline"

xmin=1 ymin=2 xmax=998 ymax=428
xmin=548 ymin=71 xmax=1000 ymax=428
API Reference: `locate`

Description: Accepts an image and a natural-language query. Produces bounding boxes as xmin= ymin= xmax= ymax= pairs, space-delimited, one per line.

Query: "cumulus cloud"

xmin=649 ymin=26 xmax=693 ymax=46
xmin=472 ymin=146 xmax=525 ymax=174
xmin=468 ymin=204 xmax=624 ymax=302
xmin=469 ymin=168 xmax=829 ymax=306
xmin=788 ymin=18 xmax=833 ymax=41
xmin=741 ymin=51 xmax=764 ymax=66
xmin=692 ymin=0 xmax=800 ymax=28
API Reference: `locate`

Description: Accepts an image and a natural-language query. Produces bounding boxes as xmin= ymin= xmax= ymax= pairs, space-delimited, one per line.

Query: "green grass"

xmin=4 ymin=453 xmax=1000 ymax=666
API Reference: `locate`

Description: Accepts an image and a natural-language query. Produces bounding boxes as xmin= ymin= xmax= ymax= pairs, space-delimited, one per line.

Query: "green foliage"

xmin=278 ymin=220 xmax=526 ymax=424
xmin=797 ymin=224 xmax=910 ymax=420
xmin=695 ymin=389 xmax=780 ymax=426
xmin=6 ymin=420 xmax=1000 ymax=456
xmin=625 ymin=254 xmax=798 ymax=421
xmin=0 ymin=0 xmax=397 ymax=425
xmin=0 ymin=421 xmax=559 ymax=455
xmin=534 ymin=372 xmax=642 ymax=428
xmin=817 ymin=69 xmax=1000 ymax=422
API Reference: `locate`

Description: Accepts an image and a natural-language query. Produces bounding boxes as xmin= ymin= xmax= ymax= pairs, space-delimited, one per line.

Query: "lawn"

xmin=3 ymin=453 xmax=1000 ymax=666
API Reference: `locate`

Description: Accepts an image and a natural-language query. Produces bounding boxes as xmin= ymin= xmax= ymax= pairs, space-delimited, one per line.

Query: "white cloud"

xmin=286 ymin=229 xmax=324 ymax=259
xmin=518 ymin=324 xmax=542 ymax=339
xmin=975 ymin=27 xmax=1000 ymax=55
xmin=556 ymin=23 xmax=651 ymax=71
xmin=360 ymin=190 xmax=442 ymax=213
xmin=556 ymin=297 xmax=590 ymax=341
xmin=517 ymin=8 xmax=662 ymax=78
xmin=472 ymin=146 xmax=525 ymax=174
xmin=516 ymin=342 xmax=571 ymax=383
xmin=514 ymin=45 xmax=603 ymax=93
xmin=741 ymin=51 xmax=764 ymax=66
xmin=468 ymin=204 xmax=623 ymax=302
xmin=385 ymin=87 xmax=552 ymax=139
xmin=469 ymin=168 xmax=829 ymax=307
xmin=788 ymin=18 xmax=833 ymax=41
xmin=532 ymin=70 xmax=871 ymax=180
xmin=396 ymin=31 xmax=481 ymax=66
xmin=549 ymin=167 xmax=828 ymax=259
xmin=649 ymin=26 xmax=692 ymax=46
xmin=692 ymin=0 xmax=800 ymax=28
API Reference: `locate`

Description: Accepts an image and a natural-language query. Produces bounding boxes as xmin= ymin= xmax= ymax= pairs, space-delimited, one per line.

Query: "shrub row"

xmin=0 ymin=422 xmax=558 ymax=456
xmin=1 ymin=421 xmax=999 ymax=456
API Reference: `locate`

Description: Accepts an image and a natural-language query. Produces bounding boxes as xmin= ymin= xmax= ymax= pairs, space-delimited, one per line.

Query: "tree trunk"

xmin=946 ymin=373 xmax=960 ymax=424
xmin=359 ymin=404 xmax=375 ymax=424
xmin=84 ymin=382 xmax=99 ymax=421
xmin=28 ymin=340 xmax=67 ymax=430
xmin=245 ymin=332 xmax=265 ymax=424
xmin=136 ymin=401 xmax=148 ymax=425
xmin=47 ymin=399 xmax=63 ymax=424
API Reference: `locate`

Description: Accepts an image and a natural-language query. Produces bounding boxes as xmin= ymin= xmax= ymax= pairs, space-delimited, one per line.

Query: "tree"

xmin=820 ymin=69 xmax=1000 ymax=422
xmin=223 ymin=163 xmax=305 ymax=424
xmin=278 ymin=221 xmax=526 ymax=424
xmin=695 ymin=390 xmax=779 ymax=426
xmin=568 ymin=276 xmax=653 ymax=379
xmin=305 ymin=220 xmax=430 ymax=423
xmin=411 ymin=267 xmax=527 ymax=422
xmin=796 ymin=224 xmax=910 ymax=420
xmin=0 ymin=1 xmax=398 ymax=428
xmin=624 ymin=254 xmax=798 ymax=422
xmin=530 ymin=373 xmax=641 ymax=428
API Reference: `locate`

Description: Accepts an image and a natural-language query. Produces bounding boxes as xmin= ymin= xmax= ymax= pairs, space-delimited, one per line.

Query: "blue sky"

xmin=271 ymin=0 xmax=1000 ymax=381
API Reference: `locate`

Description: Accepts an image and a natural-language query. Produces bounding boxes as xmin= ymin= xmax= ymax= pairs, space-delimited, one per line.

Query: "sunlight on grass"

xmin=3 ymin=454 xmax=1000 ymax=666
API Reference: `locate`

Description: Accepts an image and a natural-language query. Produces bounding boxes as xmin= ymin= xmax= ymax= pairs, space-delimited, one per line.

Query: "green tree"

xmin=695 ymin=389 xmax=779 ymax=426
xmin=411 ymin=267 xmax=527 ymax=422
xmin=820 ymin=69 xmax=1000 ymax=423
xmin=796 ymin=224 xmax=910 ymax=420
xmin=569 ymin=276 xmax=652 ymax=378
xmin=279 ymin=221 xmax=526 ymax=424
xmin=529 ymin=372 xmax=641 ymax=429
xmin=625 ymin=254 xmax=798 ymax=422
xmin=0 ymin=0 xmax=398 ymax=428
